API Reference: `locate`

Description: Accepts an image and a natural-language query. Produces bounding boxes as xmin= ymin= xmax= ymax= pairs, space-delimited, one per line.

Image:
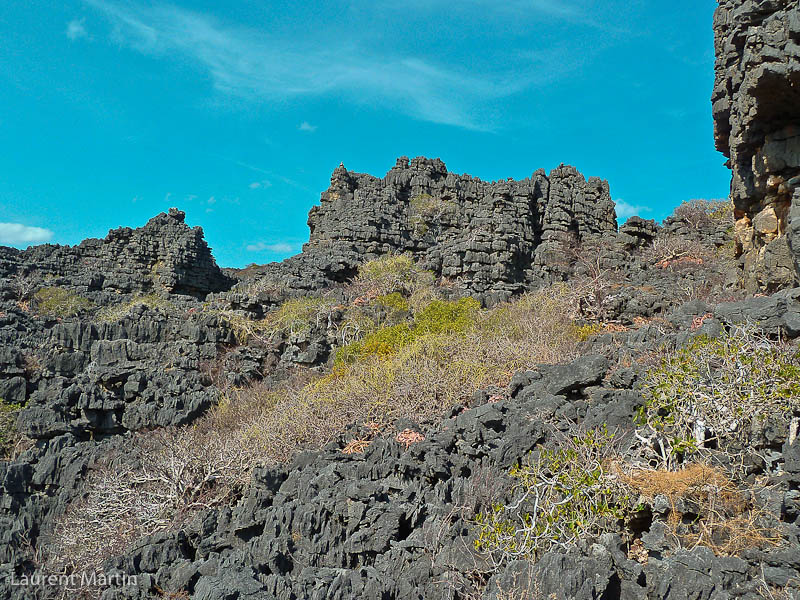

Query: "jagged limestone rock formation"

xmin=0 ymin=208 xmax=231 ymax=298
xmin=301 ymin=157 xmax=617 ymax=302
xmin=713 ymin=0 xmax=800 ymax=292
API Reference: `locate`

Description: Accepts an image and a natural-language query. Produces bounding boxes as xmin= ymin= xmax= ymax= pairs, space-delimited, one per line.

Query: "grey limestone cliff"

xmin=284 ymin=156 xmax=618 ymax=303
xmin=713 ymin=0 xmax=800 ymax=292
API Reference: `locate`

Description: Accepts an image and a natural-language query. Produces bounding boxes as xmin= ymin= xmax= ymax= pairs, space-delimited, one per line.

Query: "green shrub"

xmin=0 ymin=401 xmax=22 ymax=460
xmin=375 ymin=292 xmax=410 ymax=314
xmin=216 ymin=296 xmax=333 ymax=344
xmin=96 ymin=294 xmax=174 ymax=322
xmin=637 ymin=325 xmax=800 ymax=468
xmin=414 ymin=297 xmax=481 ymax=335
xmin=33 ymin=287 xmax=93 ymax=317
xmin=573 ymin=323 xmax=604 ymax=342
xmin=334 ymin=297 xmax=480 ymax=364
xmin=358 ymin=254 xmax=416 ymax=282
xmin=474 ymin=428 xmax=632 ymax=566
xmin=408 ymin=194 xmax=457 ymax=237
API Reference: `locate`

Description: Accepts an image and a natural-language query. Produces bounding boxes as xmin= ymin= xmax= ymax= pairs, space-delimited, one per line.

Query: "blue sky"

xmin=0 ymin=0 xmax=729 ymax=268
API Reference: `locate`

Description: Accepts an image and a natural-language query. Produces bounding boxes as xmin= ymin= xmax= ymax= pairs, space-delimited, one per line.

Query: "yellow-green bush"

xmin=334 ymin=297 xmax=480 ymax=365
xmin=0 ymin=401 xmax=22 ymax=460
xmin=414 ymin=297 xmax=480 ymax=334
xmin=375 ymin=292 xmax=410 ymax=314
xmin=216 ymin=296 xmax=333 ymax=344
xmin=33 ymin=287 xmax=93 ymax=317
xmin=355 ymin=254 xmax=434 ymax=296
xmin=96 ymin=294 xmax=174 ymax=322
xmin=573 ymin=323 xmax=604 ymax=342
xmin=474 ymin=428 xmax=632 ymax=566
xmin=637 ymin=325 xmax=800 ymax=467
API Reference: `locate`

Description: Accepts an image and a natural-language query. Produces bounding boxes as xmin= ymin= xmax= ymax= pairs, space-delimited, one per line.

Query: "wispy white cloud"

xmin=83 ymin=0 xmax=531 ymax=129
xmin=298 ymin=121 xmax=317 ymax=133
xmin=67 ymin=18 xmax=89 ymax=40
xmin=0 ymin=222 xmax=54 ymax=246
xmin=249 ymin=180 xmax=272 ymax=189
xmin=615 ymin=200 xmax=651 ymax=221
xmin=246 ymin=241 xmax=297 ymax=253
xmin=207 ymin=196 xmax=216 ymax=205
xmin=403 ymin=0 xmax=579 ymax=18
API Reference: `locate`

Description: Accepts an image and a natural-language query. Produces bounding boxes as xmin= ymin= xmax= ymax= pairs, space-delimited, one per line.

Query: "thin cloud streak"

xmin=404 ymin=0 xmax=580 ymax=17
xmin=84 ymin=0 xmax=530 ymax=129
xmin=211 ymin=154 xmax=311 ymax=192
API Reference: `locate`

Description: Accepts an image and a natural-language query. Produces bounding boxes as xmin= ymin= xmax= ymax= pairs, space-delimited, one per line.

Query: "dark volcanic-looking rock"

xmin=292 ymin=157 xmax=617 ymax=302
xmin=712 ymin=0 xmax=800 ymax=292
xmin=1 ymin=208 xmax=232 ymax=298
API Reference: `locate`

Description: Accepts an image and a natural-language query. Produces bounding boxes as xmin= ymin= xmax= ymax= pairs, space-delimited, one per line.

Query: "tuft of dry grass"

xmin=342 ymin=438 xmax=371 ymax=454
xmin=620 ymin=463 xmax=782 ymax=556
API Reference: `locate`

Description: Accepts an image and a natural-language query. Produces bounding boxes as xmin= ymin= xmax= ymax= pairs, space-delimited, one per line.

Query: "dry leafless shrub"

xmin=11 ymin=273 xmax=40 ymax=300
xmin=643 ymin=235 xmax=711 ymax=267
xmin=46 ymin=425 xmax=259 ymax=580
xmin=672 ymin=199 xmax=733 ymax=231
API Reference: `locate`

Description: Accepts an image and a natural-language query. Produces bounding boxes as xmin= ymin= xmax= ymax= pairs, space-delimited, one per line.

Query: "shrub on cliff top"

xmin=672 ymin=199 xmax=732 ymax=230
xmin=95 ymin=294 xmax=175 ymax=322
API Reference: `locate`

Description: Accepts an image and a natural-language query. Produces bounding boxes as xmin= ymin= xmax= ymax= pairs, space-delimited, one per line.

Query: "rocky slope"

xmin=713 ymin=0 xmax=800 ymax=292
xmin=2 ymin=2 xmax=800 ymax=597
xmin=1 ymin=164 xmax=797 ymax=600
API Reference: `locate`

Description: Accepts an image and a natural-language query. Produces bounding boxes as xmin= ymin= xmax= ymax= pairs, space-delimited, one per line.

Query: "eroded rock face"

xmin=303 ymin=157 xmax=617 ymax=302
xmin=712 ymin=0 xmax=800 ymax=292
xmin=1 ymin=208 xmax=232 ymax=298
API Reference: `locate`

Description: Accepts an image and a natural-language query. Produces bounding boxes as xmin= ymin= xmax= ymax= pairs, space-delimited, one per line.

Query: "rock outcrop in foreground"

xmin=713 ymin=0 xmax=800 ymax=292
